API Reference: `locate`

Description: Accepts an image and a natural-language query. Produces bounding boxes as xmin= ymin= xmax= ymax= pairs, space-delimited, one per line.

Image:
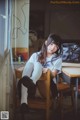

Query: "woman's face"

xmin=47 ymin=42 xmax=59 ymax=54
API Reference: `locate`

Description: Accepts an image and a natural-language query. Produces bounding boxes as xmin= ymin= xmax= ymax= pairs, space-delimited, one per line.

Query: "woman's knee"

xmin=26 ymin=62 xmax=34 ymax=69
xmin=22 ymin=62 xmax=34 ymax=77
xmin=35 ymin=62 xmax=43 ymax=69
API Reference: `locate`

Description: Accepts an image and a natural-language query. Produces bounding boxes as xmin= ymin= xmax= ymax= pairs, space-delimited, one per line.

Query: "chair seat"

xmin=57 ymin=82 xmax=70 ymax=91
xmin=28 ymin=97 xmax=53 ymax=109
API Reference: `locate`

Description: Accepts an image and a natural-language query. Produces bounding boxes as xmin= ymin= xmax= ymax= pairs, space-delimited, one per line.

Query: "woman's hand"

xmin=42 ymin=68 xmax=48 ymax=73
xmin=51 ymin=70 xmax=58 ymax=77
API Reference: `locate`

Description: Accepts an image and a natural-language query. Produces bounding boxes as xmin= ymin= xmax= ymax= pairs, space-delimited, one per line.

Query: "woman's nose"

xmin=51 ymin=45 xmax=55 ymax=49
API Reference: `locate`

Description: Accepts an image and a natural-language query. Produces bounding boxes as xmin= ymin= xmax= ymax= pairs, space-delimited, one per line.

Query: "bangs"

xmin=51 ymin=40 xmax=59 ymax=46
xmin=46 ymin=34 xmax=62 ymax=48
xmin=47 ymin=38 xmax=60 ymax=47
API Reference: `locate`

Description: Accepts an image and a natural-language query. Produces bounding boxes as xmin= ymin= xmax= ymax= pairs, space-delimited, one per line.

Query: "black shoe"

xmin=16 ymin=103 xmax=29 ymax=114
xmin=21 ymin=103 xmax=29 ymax=113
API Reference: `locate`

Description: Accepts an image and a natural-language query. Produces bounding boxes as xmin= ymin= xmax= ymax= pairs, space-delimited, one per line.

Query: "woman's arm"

xmin=51 ymin=70 xmax=58 ymax=77
xmin=42 ymin=68 xmax=58 ymax=78
xmin=42 ymin=68 xmax=48 ymax=73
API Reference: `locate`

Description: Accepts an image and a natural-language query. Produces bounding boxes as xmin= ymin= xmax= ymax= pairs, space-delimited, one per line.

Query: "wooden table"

xmin=62 ymin=62 xmax=80 ymax=67
xmin=62 ymin=67 xmax=80 ymax=114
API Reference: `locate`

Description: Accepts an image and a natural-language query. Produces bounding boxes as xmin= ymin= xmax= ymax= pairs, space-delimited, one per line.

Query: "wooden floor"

xmin=13 ymin=108 xmax=80 ymax=120
xmin=13 ymin=97 xmax=80 ymax=120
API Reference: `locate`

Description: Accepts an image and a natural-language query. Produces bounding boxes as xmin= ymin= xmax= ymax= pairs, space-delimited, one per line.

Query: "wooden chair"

xmin=15 ymin=67 xmax=74 ymax=120
xmin=57 ymin=76 xmax=74 ymax=119
xmin=15 ymin=68 xmax=53 ymax=120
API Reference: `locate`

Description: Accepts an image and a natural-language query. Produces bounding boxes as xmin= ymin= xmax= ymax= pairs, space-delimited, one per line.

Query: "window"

xmin=0 ymin=0 xmax=11 ymax=58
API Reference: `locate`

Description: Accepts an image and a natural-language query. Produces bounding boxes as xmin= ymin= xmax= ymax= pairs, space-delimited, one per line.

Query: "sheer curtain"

xmin=0 ymin=0 xmax=11 ymax=66
xmin=0 ymin=0 xmax=15 ymax=114
xmin=0 ymin=0 xmax=6 ymax=66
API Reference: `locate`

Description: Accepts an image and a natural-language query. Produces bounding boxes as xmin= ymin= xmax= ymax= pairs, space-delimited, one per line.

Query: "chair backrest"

xmin=28 ymin=70 xmax=52 ymax=120
xmin=37 ymin=70 xmax=51 ymax=98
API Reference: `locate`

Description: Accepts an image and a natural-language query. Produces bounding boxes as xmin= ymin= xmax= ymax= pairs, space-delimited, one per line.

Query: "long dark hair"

xmin=38 ymin=34 xmax=62 ymax=64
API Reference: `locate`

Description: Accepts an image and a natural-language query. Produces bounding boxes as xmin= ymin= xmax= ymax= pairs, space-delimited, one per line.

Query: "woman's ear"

xmin=45 ymin=40 xmax=47 ymax=45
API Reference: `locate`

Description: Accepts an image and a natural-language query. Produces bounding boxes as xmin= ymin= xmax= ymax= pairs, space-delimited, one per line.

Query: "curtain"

xmin=0 ymin=0 xmax=15 ymax=115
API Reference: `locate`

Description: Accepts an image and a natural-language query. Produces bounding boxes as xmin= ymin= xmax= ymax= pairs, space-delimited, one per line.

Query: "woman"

xmin=17 ymin=33 xmax=62 ymax=113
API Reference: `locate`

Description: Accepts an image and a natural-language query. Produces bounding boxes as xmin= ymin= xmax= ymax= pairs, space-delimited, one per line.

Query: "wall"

xmin=29 ymin=0 xmax=46 ymax=38
xmin=45 ymin=4 xmax=80 ymax=40
xmin=30 ymin=0 xmax=80 ymax=40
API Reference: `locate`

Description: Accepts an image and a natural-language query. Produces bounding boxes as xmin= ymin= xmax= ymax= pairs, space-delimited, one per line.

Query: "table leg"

xmin=75 ymin=77 xmax=78 ymax=114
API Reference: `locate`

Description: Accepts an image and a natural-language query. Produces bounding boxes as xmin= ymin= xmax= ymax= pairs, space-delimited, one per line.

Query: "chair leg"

xmin=71 ymin=91 xmax=74 ymax=106
xmin=57 ymin=92 xmax=64 ymax=120
xmin=71 ymin=87 xmax=75 ymax=113
xmin=46 ymin=108 xmax=50 ymax=120
xmin=60 ymin=93 xmax=64 ymax=120
xmin=58 ymin=89 xmax=75 ymax=120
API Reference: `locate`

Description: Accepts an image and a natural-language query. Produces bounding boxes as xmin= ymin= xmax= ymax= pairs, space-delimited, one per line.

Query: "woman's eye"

xmin=50 ymin=43 xmax=53 ymax=45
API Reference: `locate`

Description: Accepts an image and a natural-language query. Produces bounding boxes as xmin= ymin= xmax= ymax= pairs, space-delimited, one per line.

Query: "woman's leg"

xmin=22 ymin=61 xmax=43 ymax=85
xmin=18 ymin=78 xmax=36 ymax=103
xmin=17 ymin=62 xmax=35 ymax=110
xmin=22 ymin=62 xmax=34 ymax=77
xmin=21 ymin=61 xmax=43 ymax=98
xmin=21 ymin=62 xmax=43 ymax=99
xmin=21 ymin=84 xmax=28 ymax=104
xmin=17 ymin=62 xmax=34 ymax=99
xmin=17 ymin=76 xmax=36 ymax=113
xmin=30 ymin=62 xmax=43 ymax=84
xmin=17 ymin=62 xmax=43 ymax=113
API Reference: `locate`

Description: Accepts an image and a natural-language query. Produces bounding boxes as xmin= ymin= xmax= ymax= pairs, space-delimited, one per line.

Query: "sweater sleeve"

xmin=52 ymin=57 xmax=62 ymax=73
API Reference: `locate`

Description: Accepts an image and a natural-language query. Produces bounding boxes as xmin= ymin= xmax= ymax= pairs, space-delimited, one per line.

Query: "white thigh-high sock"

xmin=22 ymin=62 xmax=34 ymax=77
xmin=30 ymin=62 xmax=43 ymax=84
xmin=21 ymin=84 xmax=28 ymax=104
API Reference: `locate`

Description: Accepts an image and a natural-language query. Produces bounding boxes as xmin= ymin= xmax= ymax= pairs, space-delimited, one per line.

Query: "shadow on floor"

xmin=13 ymin=107 xmax=80 ymax=120
xmin=51 ymin=109 xmax=80 ymax=120
xmin=14 ymin=109 xmax=45 ymax=120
